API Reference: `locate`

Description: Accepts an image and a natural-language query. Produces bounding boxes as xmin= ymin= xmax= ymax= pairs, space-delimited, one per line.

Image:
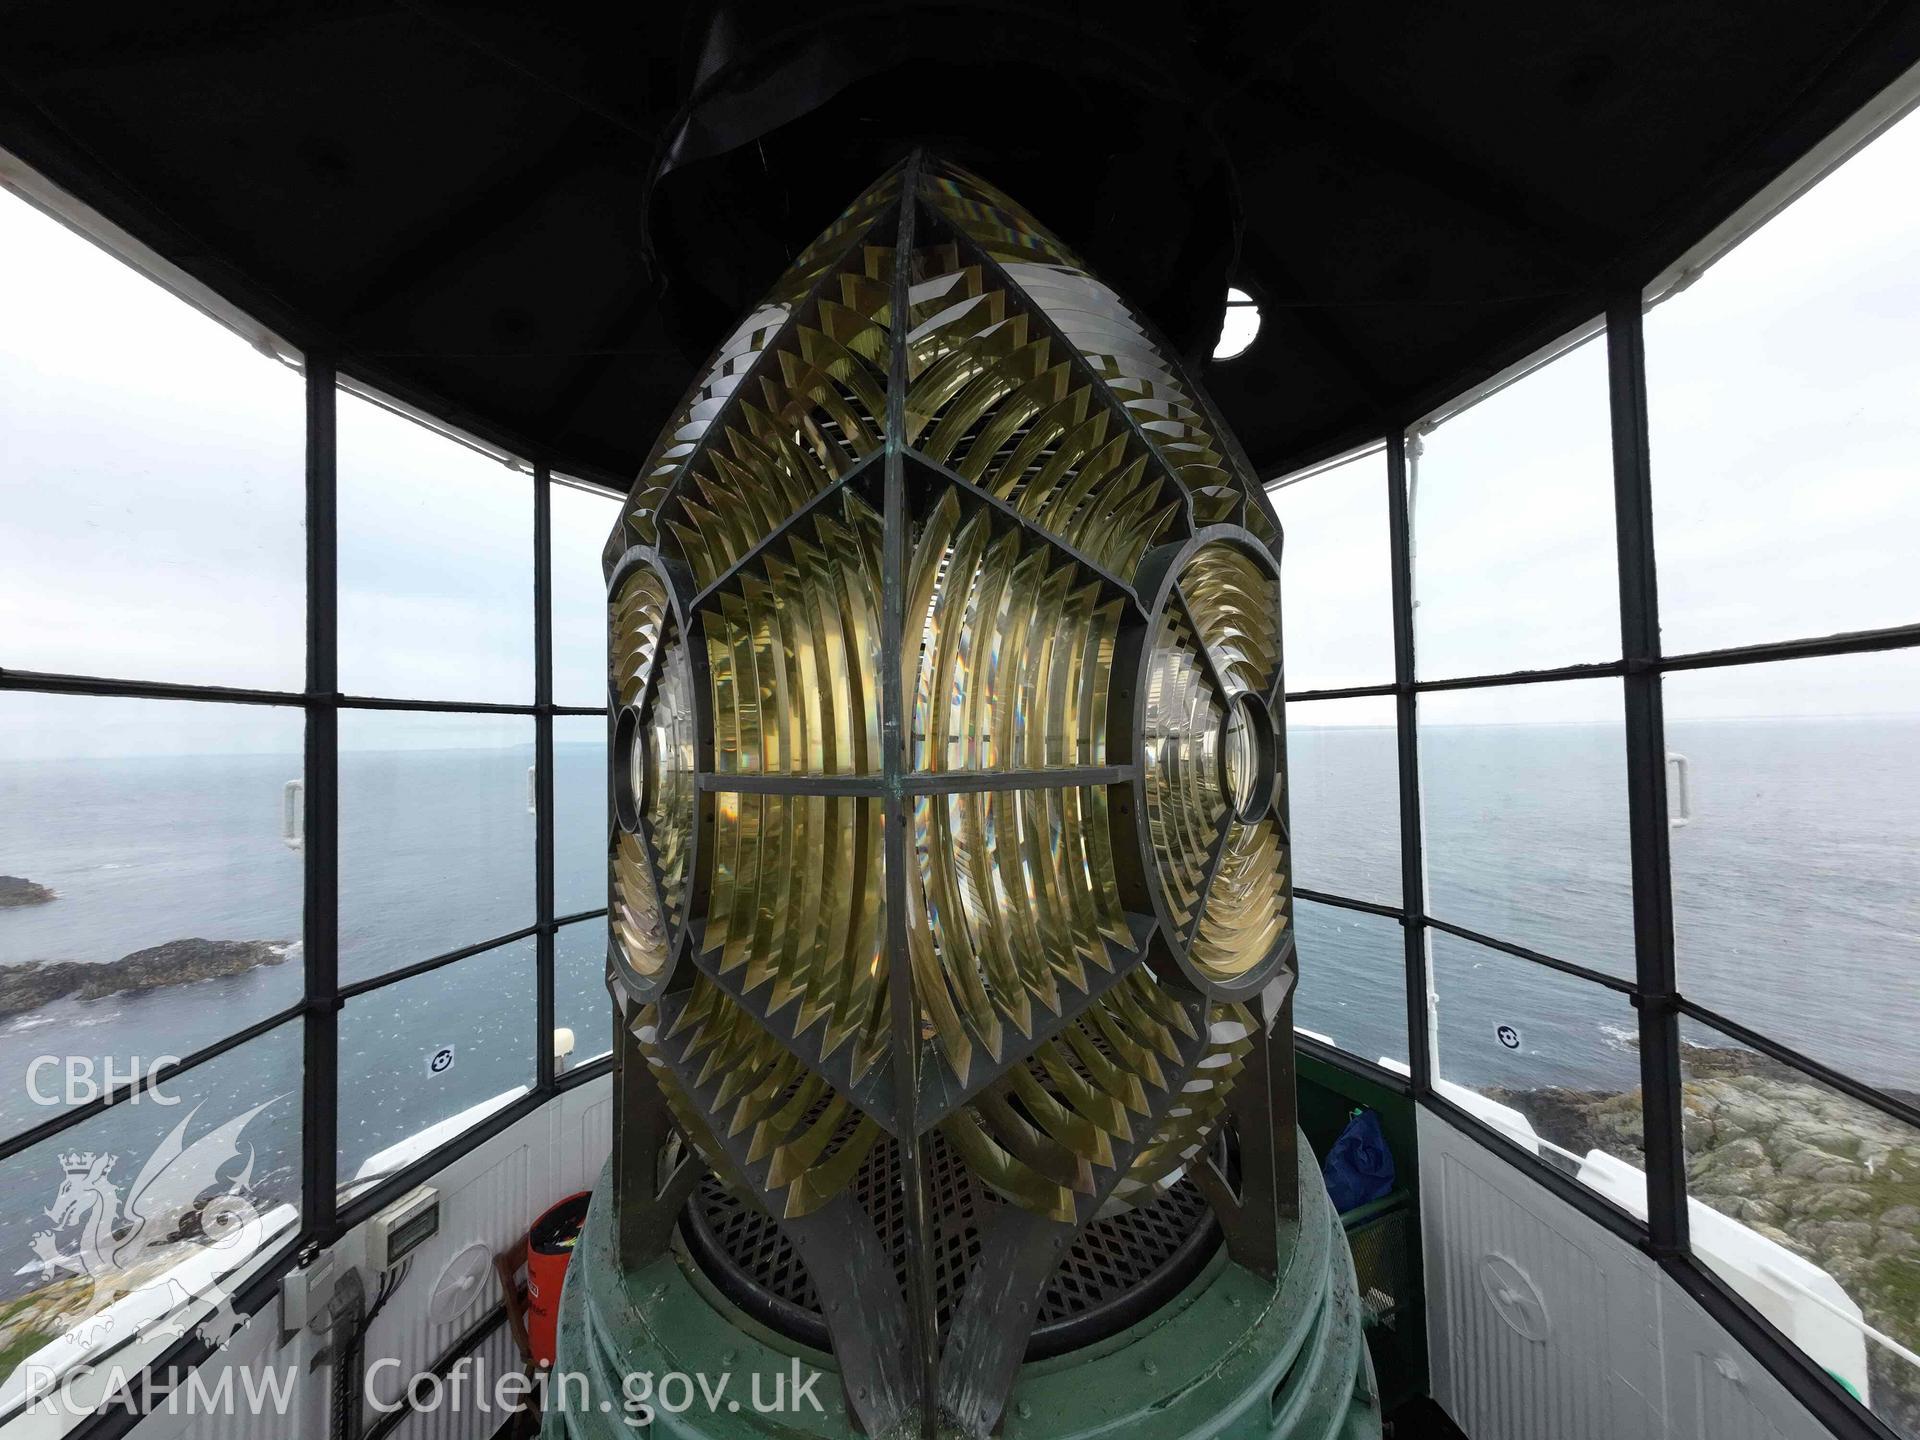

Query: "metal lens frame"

xmin=600 ymin=154 xmax=1302 ymax=1440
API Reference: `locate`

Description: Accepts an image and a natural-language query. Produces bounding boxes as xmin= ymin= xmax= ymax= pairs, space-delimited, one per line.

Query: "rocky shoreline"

xmin=1492 ymin=1045 xmax=1919 ymax=1435
xmin=0 ymin=938 xmax=293 ymax=1018
xmin=0 ymin=877 xmax=55 ymax=909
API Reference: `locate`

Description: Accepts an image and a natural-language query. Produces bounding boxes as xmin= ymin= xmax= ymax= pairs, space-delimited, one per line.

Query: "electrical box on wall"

xmin=367 ymin=1185 xmax=440 ymax=1272
xmin=281 ymin=1250 xmax=337 ymax=1334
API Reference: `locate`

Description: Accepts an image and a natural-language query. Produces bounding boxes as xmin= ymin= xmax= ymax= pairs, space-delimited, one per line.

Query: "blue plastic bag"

xmin=1322 ymin=1108 xmax=1396 ymax=1212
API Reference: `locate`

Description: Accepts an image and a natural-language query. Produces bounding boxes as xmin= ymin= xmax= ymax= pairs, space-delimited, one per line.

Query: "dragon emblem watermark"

xmin=28 ymin=1098 xmax=286 ymax=1362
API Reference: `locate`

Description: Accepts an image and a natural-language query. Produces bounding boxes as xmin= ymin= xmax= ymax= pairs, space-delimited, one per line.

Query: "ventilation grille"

xmin=684 ymin=1129 xmax=1218 ymax=1358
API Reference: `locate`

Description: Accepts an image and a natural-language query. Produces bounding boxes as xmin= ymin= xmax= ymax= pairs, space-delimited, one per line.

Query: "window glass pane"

xmin=555 ymin=919 xmax=612 ymax=1070
xmin=338 ymin=711 xmax=534 ymax=985
xmin=554 ymin=715 xmax=608 ymax=920
xmin=551 ymin=480 xmax=622 ymax=707
xmin=1666 ymin=652 xmax=1920 ymax=1090
xmin=0 ymin=1023 xmax=300 ymax=1402
xmin=1430 ymin=930 xmax=1643 ymax=1203
xmin=1680 ymin=1017 xmax=1918 ymax=1439
xmin=337 ymin=389 xmax=531 ymax=703
xmin=0 ymin=694 xmax=303 ymax=1140
xmin=1420 ymin=679 xmax=1634 ymax=977
xmin=1286 ymin=695 xmax=1399 ymax=904
xmin=1293 ymin=899 xmax=1406 ymax=1067
xmin=1412 ymin=329 xmax=1619 ymax=679
xmin=1647 ymin=108 xmax=1920 ymax=655
xmin=0 ymin=190 xmax=305 ymax=689
xmin=1267 ymin=448 xmax=1393 ymax=690
xmin=338 ymin=937 xmax=534 ymax=1194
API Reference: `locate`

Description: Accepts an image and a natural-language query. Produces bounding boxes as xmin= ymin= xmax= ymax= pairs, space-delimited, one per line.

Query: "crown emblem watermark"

xmin=6 ymin=1095 xmax=290 ymax=1410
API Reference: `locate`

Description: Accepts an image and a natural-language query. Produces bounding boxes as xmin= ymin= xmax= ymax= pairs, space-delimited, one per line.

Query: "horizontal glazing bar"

xmin=1292 ymin=886 xmax=1404 ymax=921
xmin=0 ymin=1002 xmax=305 ymax=1162
xmin=1286 ymin=682 xmax=1397 ymax=702
xmin=335 ymin=1084 xmax=552 ymax=1233
xmin=1292 ymin=1031 xmax=1412 ymax=1094
xmin=1423 ymin=1085 xmax=1649 ymax=1251
xmin=1413 ymin=660 xmax=1626 ymax=692
xmin=0 ymin=670 xmax=614 ymax=717
xmin=554 ymin=1055 xmax=614 ymax=1094
xmin=1676 ymin=998 xmax=1920 ymax=1133
xmin=0 ymin=667 xmax=306 ymax=706
xmin=336 ymin=924 xmax=541 ymax=1000
xmin=1423 ymin=914 xmax=1639 ymax=995
xmin=1656 ymin=619 xmax=1920 ymax=673
xmin=1299 ymin=624 xmax=1920 ymax=701
xmin=339 ymin=694 xmax=538 ymax=714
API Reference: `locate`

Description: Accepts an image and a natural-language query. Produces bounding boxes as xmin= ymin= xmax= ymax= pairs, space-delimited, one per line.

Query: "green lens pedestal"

xmin=547 ymin=1137 xmax=1381 ymax=1440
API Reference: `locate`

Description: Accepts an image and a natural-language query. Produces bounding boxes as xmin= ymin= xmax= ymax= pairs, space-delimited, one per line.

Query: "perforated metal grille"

xmin=684 ymin=1130 xmax=1218 ymax=1356
xmin=1040 ymin=1181 xmax=1210 ymax=1325
xmin=1346 ymin=1201 xmax=1411 ymax=1329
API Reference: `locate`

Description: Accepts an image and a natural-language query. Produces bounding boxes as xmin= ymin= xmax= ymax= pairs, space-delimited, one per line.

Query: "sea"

xmin=1289 ymin=714 xmax=1920 ymax=1100
xmin=0 ymin=718 xmax=1915 ymax=1300
xmin=0 ymin=740 xmax=610 ymax=1299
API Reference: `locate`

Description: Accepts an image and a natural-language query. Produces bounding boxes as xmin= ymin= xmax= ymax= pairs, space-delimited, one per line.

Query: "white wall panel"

xmin=379 ymin=1322 xmax=520 ymax=1440
xmin=1666 ymin=1283 xmax=1832 ymax=1440
xmin=363 ymin=1139 xmax=530 ymax=1414
xmin=122 ymin=1074 xmax=611 ymax=1440
xmin=115 ymin=1084 xmax=1852 ymax=1440
xmin=1420 ymin=1105 xmax=1839 ymax=1440
xmin=1424 ymin=1114 xmax=1660 ymax=1440
xmin=362 ymin=1076 xmax=610 ymax=1420
xmin=122 ymin=1298 xmax=320 ymax=1440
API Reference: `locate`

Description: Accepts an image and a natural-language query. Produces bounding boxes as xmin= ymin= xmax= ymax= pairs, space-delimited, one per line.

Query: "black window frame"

xmin=1275 ymin=295 xmax=1918 ymax=1440
xmin=0 ymin=339 xmax=625 ymax=1429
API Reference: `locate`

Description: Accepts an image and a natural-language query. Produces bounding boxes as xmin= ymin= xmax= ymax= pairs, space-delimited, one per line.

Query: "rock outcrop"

xmin=1493 ymin=1048 xmax=1920 ymax=1434
xmin=0 ymin=876 xmax=55 ymax=908
xmin=0 ymin=939 xmax=291 ymax=1018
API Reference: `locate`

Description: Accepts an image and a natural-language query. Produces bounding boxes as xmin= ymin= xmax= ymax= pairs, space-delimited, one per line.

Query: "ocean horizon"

xmin=1 ymin=716 xmax=1915 ymax=1299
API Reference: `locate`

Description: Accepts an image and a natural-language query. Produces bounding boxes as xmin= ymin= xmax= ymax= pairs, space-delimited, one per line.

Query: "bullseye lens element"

xmin=609 ymin=559 xmax=696 ymax=993
xmin=612 ymin=705 xmax=643 ymax=832
xmin=1220 ymin=690 xmax=1276 ymax=821
xmin=1136 ymin=533 xmax=1291 ymax=996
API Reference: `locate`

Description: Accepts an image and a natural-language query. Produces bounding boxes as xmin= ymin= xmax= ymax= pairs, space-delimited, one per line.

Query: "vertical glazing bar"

xmin=1385 ymin=431 xmax=1432 ymax=1097
xmin=535 ymin=465 xmax=557 ymax=1093
xmin=1606 ymin=298 xmax=1688 ymax=1257
xmin=302 ymin=359 xmax=340 ymax=1236
xmin=882 ymin=154 xmax=939 ymax=1434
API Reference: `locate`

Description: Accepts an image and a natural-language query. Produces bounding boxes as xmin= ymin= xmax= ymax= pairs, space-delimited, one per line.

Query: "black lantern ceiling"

xmin=4 ymin=2 xmax=1916 ymax=487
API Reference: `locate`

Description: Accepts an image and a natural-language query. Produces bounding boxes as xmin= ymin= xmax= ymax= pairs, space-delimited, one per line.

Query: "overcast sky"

xmin=2 ymin=99 xmax=1917 ymax=757
xmin=1273 ymin=98 xmax=1920 ymax=727
xmin=0 ymin=187 xmax=619 ymax=760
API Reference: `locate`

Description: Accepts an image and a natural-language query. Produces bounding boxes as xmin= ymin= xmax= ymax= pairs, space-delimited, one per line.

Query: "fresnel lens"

xmin=563 ymin=155 xmax=1379 ymax=1440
